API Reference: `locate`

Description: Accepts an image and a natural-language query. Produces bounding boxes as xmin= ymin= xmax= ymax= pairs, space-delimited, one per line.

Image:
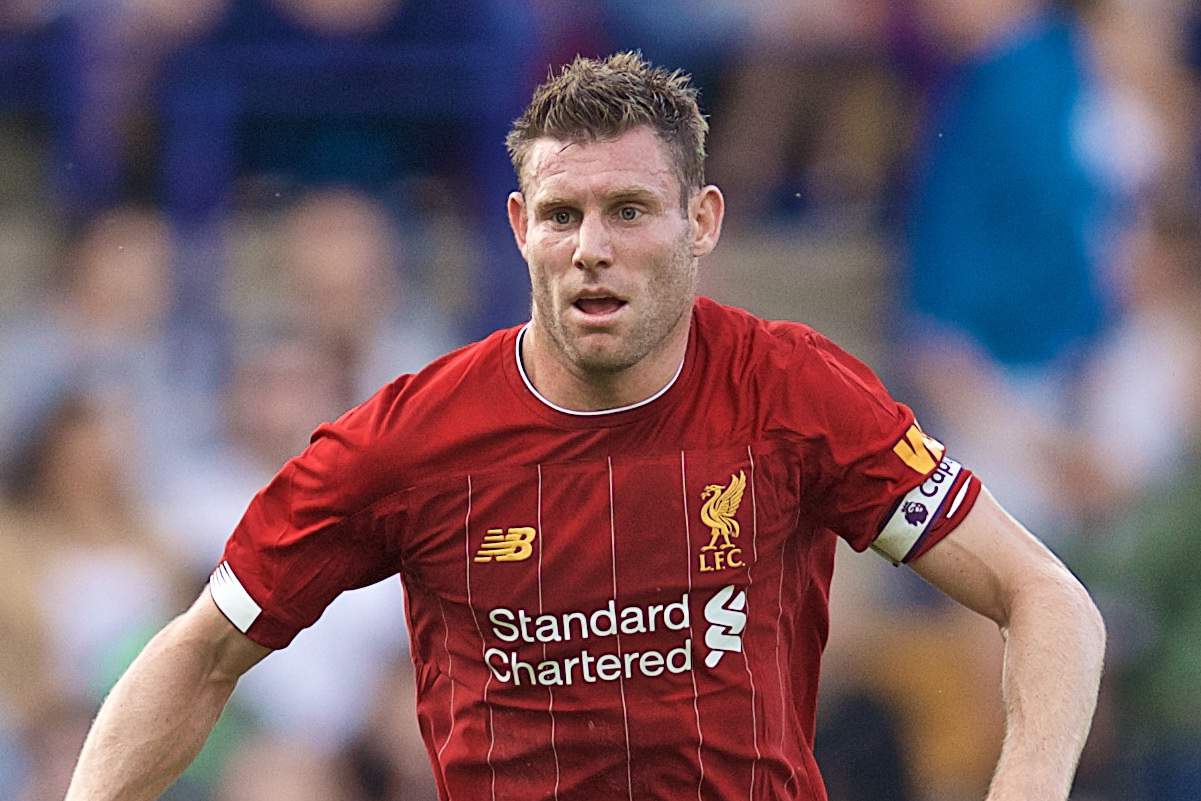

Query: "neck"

xmin=520 ymin=314 xmax=691 ymax=413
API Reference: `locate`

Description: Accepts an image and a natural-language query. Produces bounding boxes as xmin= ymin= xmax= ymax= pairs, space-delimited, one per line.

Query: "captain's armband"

xmin=871 ymin=456 xmax=976 ymax=565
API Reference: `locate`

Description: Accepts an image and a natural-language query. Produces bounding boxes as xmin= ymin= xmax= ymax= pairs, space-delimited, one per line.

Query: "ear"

xmin=507 ymin=191 xmax=529 ymax=258
xmin=689 ymin=185 xmax=724 ymax=258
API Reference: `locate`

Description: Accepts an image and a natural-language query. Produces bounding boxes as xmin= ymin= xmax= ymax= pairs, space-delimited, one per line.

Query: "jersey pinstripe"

xmin=210 ymin=296 xmax=981 ymax=800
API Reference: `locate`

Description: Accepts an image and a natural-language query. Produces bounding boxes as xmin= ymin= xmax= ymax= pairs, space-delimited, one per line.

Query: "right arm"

xmin=66 ymin=387 xmax=403 ymax=801
xmin=64 ymin=590 xmax=271 ymax=801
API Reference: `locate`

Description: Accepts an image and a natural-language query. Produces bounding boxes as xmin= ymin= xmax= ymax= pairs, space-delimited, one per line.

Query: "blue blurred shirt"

xmin=905 ymin=12 xmax=1113 ymax=368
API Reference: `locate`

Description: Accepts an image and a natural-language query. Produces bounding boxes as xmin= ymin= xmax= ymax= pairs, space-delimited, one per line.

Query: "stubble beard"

xmin=530 ymin=233 xmax=698 ymax=378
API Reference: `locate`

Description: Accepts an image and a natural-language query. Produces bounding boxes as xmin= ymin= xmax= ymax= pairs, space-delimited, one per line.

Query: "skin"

xmin=64 ymin=594 xmax=268 ymax=801
xmin=64 ymin=125 xmax=1103 ymax=801
xmin=912 ymin=489 xmax=1105 ymax=800
xmin=507 ymin=126 xmax=724 ymax=411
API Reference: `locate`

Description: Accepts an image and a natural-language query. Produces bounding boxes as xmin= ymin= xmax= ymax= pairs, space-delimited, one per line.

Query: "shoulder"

xmin=323 ymin=326 xmax=512 ymax=440
xmin=693 ymin=295 xmax=854 ymax=380
xmin=382 ymin=326 xmax=512 ymax=415
xmin=693 ymin=296 xmax=902 ymax=437
xmin=293 ymin=327 xmax=516 ymax=503
xmin=694 ymin=295 xmax=812 ymax=352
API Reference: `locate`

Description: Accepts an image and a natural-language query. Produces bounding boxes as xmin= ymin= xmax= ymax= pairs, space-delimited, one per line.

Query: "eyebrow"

xmin=533 ymin=187 xmax=663 ymax=214
xmin=607 ymin=188 xmax=661 ymax=206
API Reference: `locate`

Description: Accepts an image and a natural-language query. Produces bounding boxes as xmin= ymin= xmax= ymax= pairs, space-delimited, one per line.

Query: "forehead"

xmin=521 ymin=127 xmax=679 ymax=202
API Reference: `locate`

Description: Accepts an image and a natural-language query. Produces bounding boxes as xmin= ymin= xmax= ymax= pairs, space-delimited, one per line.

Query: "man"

xmin=65 ymin=52 xmax=1105 ymax=801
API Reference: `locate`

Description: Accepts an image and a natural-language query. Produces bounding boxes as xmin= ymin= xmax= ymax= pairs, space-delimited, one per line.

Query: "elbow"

xmin=1059 ymin=576 xmax=1107 ymax=686
xmin=1007 ymin=568 xmax=1107 ymax=665
xmin=1057 ymin=568 xmax=1106 ymax=649
xmin=1077 ymin=580 xmax=1107 ymax=663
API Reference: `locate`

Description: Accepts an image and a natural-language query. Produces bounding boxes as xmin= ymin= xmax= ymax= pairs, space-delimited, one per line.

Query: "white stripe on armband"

xmin=945 ymin=475 xmax=972 ymax=519
xmin=208 ymin=561 xmax=262 ymax=632
xmin=871 ymin=457 xmax=963 ymax=565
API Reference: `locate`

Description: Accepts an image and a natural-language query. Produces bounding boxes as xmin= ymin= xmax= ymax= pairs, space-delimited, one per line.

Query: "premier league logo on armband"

xmin=902 ymin=502 xmax=929 ymax=527
xmin=872 ymin=456 xmax=964 ymax=565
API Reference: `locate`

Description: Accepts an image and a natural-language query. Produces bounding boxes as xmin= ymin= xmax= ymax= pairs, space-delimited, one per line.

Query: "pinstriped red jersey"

xmin=211 ymin=296 xmax=980 ymax=801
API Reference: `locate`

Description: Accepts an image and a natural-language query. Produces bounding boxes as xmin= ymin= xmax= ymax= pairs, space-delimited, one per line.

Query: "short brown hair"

xmin=506 ymin=52 xmax=708 ymax=207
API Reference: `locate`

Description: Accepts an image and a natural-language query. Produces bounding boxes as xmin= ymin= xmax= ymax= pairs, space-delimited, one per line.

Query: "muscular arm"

xmin=910 ymin=487 xmax=1106 ymax=801
xmin=64 ymin=590 xmax=271 ymax=801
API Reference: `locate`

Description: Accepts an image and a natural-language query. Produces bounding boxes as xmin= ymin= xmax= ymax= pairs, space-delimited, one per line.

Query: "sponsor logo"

xmin=474 ymin=527 xmax=537 ymax=563
xmin=703 ymin=584 xmax=746 ymax=668
xmin=484 ymin=642 xmax=693 ymax=687
xmin=902 ymin=501 xmax=928 ymax=526
xmin=488 ymin=598 xmax=691 ymax=644
xmin=893 ymin=424 xmax=946 ymax=475
xmin=699 ymin=471 xmax=746 ymax=573
xmin=482 ymin=585 xmax=748 ymax=687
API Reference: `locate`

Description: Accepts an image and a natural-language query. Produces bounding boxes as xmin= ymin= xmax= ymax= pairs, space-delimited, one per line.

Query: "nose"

xmin=573 ymin=213 xmax=613 ymax=272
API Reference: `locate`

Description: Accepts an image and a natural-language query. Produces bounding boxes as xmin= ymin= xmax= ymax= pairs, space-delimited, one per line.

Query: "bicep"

xmin=908 ymin=487 xmax=1081 ymax=627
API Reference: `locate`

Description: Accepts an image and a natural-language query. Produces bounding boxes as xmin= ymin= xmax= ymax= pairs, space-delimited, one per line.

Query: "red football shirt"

xmin=211 ymin=296 xmax=979 ymax=801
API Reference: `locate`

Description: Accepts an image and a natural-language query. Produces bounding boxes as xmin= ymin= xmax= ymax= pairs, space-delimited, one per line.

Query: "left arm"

xmin=910 ymin=487 xmax=1106 ymax=801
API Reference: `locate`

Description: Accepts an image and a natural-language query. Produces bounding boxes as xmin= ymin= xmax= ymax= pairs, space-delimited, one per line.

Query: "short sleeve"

xmin=209 ymin=422 xmax=403 ymax=649
xmin=796 ymin=333 xmax=980 ymax=564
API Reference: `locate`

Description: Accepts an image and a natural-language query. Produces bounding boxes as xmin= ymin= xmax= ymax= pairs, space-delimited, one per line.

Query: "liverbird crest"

xmin=700 ymin=471 xmax=746 ymax=551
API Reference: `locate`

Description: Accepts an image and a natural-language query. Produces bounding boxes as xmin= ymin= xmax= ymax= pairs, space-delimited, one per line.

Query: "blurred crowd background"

xmin=1 ymin=1 xmax=1199 ymax=800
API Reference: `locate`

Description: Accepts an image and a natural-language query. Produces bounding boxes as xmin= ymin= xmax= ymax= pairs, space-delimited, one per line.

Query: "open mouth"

xmin=573 ymin=297 xmax=627 ymax=316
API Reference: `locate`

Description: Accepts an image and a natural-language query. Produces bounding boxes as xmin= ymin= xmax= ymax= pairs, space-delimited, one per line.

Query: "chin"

xmin=561 ymin=334 xmax=639 ymax=374
xmin=570 ymin=345 xmax=637 ymax=375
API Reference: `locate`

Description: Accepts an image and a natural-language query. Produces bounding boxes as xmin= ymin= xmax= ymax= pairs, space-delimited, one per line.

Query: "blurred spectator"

xmin=1054 ymin=191 xmax=1201 ymax=801
xmin=151 ymin=329 xmax=410 ymax=755
xmin=905 ymin=0 xmax=1117 ymax=369
xmin=1066 ymin=188 xmax=1201 ymax=514
xmin=155 ymin=0 xmax=537 ymax=333
xmin=898 ymin=0 xmax=1178 ymax=539
xmin=0 ymin=0 xmax=56 ymax=32
xmin=1074 ymin=0 xmax=1195 ymax=200
xmin=0 ymin=205 xmax=217 ymax=481
xmin=706 ymin=0 xmax=897 ymax=223
xmin=9 ymin=701 xmax=95 ymax=801
xmin=607 ymin=0 xmax=900 ymax=224
xmin=53 ymin=0 xmax=229 ymax=215
xmin=1080 ymin=430 xmax=1201 ymax=801
xmin=152 ymin=332 xmax=343 ymax=572
xmin=180 ymin=0 xmax=434 ymax=193
xmin=271 ymin=188 xmax=458 ymax=407
xmin=213 ymin=734 xmax=351 ymax=801
xmin=0 ymin=390 xmax=188 ymax=716
xmin=343 ymin=660 xmax=440 ymax=801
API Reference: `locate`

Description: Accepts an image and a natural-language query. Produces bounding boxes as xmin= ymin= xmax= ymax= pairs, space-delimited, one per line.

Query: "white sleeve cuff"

xmin=209 ymin=561 xmax=263 ymax=633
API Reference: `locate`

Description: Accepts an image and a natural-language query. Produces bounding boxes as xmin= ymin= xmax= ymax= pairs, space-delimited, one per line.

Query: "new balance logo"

xmin=703 ymin=584 xmax=747 ymax=668
xmin=474 ymin=527 xmax=537 ymax=563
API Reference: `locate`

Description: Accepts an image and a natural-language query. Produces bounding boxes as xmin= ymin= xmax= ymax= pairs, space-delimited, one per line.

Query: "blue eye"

xmin=619 ymin=207 xmax=640 ymax=221
xmin=552 ymin=210 xmax=572 ymax=225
